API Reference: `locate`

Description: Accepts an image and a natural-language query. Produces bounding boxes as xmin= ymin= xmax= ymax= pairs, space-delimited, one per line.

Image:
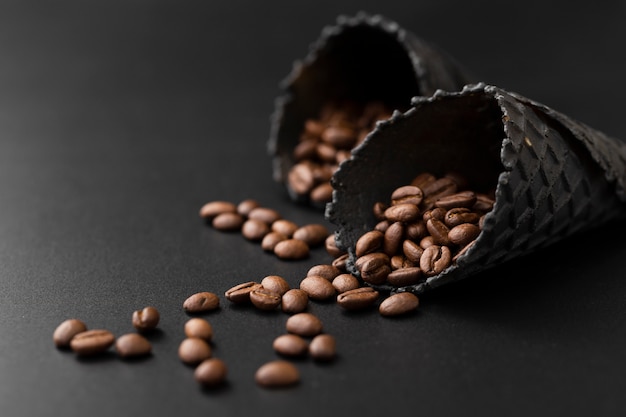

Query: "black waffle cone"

xmin=326 ymin=83 xmax=626 ymax=293
xmin=268 ymin=12 xmax=473 ymax=207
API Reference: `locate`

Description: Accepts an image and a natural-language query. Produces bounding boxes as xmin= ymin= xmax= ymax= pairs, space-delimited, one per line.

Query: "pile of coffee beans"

xmin=351 ymin=171 xmax=495 ymax=288
xmin=199 ymin=199 xmax=331 ymax=260
xmin=287 ymin=101 xmax=392 ymax=205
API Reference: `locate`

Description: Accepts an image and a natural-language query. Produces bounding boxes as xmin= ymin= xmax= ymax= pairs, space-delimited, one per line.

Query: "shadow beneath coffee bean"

xmin=140 ymin=328 xmax=165 ymax=342
xmin=75 ymin=351 xmax=118 ymax=364
xmin=199 ymin=380 xmax=232 ymax=395
xmin=118 ymin=353 xmax=154 ymax=364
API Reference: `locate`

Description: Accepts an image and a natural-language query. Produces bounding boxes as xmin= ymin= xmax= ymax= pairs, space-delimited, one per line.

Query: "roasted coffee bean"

xmin=331 ymin=253 xmax=349 ymax=271
xmin=421 ymin=177 xmax=457 ymax=198
xmin=199 ymin=201 xmax=236 ymax=219
xmin=132 ymin=306 xmax=160 ymax=332
xmin=403 ymin=240 xmax=424 ymax=264
xmin=274 ymin=239 xmax=310 ymax=260
xmin=271 ymin=219 xmax=299 ymax=237
xmin=212 ymin=212 xmax=245 ymax=231
xmin=354 ymin=252 xmax=391 ymax=285
xmin=332 ymin=273 xmax=360 ymax=293
xmin=379 ymin=292 xmax=420 ymax=317
xmin=420 ymin=245 xmax=452 ymax=277
xmin=242 ymin=218 xmax=271 ymax=241
xmin=194 ymin=358 xmax=228 ymax=387
xmin=384 ymin=203 xmax=420 ymax=223
xmin=444 ymin=207 xmax=480 ymax=228
xmin=281 ymin=289 xmax=309 ymax=314
xmin=183 ymin=292 xmax=220 ymax=313
xmin=299 ymin=276 xmax=336 ymax=301
xmin=236 ymin=199 xmax=260 ymax=217
xmin=336 ymin=287 xmax=379 ymax=311
xmin=422 ymin=207 xmax=446 ymax=222
xmin=453 ymin=239 xmax=477 ymax=262
xmin=184 ymin=318 xmax=213 ymax=341
xmin=255 ymin=360 xmax=300 ymax=388
xmin=374 ymin=220 xmax=390 ymax=233
xmin=448 ymin=223 xmax=481 ymax=247
xmin=225 ymin=281 xmax=261 ymax=303
xmin=435 ymin=190 xmax=477 ymax=210
xmin=355 ymin=230 xmax=384 ymax=257
xmin=386 ymin=267 xmax=423 ymax=287
xmin=288 ymin=163 xmax=315 ymax=195
xmin=70 ymin=329 xmax=115 ymax=356
xmin=250 ymin=287 xmax=282 ymax=311
xmin=426 ymin=218 xmax=451 ymax=246
xmin=391 ymin=185 xmax=423 ymax=206
xmin=321 ymin=125 xmax=357 ymax=148
xmin=178 ymin=337 xmax=212 ymax=365
xmin=420 ymin=235 xmax=436 ymax=249
xmin=293 ymin=139 xmax=318 ymax=161
xmin=307 ymin=264 xmax=341 ymax=280
xmin=261 ymin=232 xmax=288 ymax=251
xmin=410 ymin=172 xmax=436 ymax=189
xmin=261 ymin=275 xmax=291 ymax=296
xmin=473 ymin=193 xmax=495 ymax=212
xmin=325 ymin=234 xmax=345 ymax=258
xmin=444 ymin=171 xmax=469 ymax=190
xmin=286 ymin=313 xmax=323 ymax=337
xmin=312 ymin=164 xmax=335 ymax=182
xmin=390 ymin=255 xmax=406 ymax=270
xmin=383 ymin=222 xmax=404 ymax=256
xmin=292 ymin=224 xmax=329 ymax=247
xmin=315 ymin=142 xmax=337 ymax=163
xmin=115 ymin=333 xmax=152 ymax=358
xmin=304 ymin=119 xmax=325 ymax=136
xmin=273 ymin=334 xmax=309 ymax=357
xmin=248 ymin=207 xmax=282 ymax=224
xmin=53 ymin=319 xmax=87 ymax=348
xmin=372 ymin=201 xmax=388 ymax=221
xmin=309 ymin=334 xmax=336 ymax=362
xmin=405 ymin=220 xmax=427 ymax=240
xmin=335 ymin=150 xmax=351 ymax=164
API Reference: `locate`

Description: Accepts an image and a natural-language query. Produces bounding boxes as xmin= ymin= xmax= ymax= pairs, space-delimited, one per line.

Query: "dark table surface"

xmin=2 ymin=1 xmax=626 ymax=416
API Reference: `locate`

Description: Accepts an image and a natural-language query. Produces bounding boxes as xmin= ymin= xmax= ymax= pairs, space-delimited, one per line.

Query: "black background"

xmin=2 ymin=1 xmax=626 ymax=416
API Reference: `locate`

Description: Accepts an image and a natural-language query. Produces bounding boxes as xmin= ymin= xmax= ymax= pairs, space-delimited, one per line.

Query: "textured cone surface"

xmin=327 ymin=83 xmax=626 ymax=293
xmin=267 ymin=12 xmax=473 ymax=206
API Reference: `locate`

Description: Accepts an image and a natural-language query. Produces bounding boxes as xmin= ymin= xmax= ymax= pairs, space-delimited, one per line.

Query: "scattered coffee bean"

xmin=115 ymin=333 xmax=152 ymax=358
xmin=132 ymin=306 xmax=160 ymax=332
xmin=241 ymin=218 xmax=271 ymax=241
xmin=286 ymin=313 xmax=323 ymax=337
xmin=306 ymin=264 xmax=341 ymax=281
xmin=248 ymin=207 xmax=281 ymax=224
xmin=70 ymin=329 xmax=115 ymax=356
xmin=183 ymin=292 xmax=220 ymax=313
xmin=178 ymin=337 xmax=212 ymax=365
xmin=274 ymin=239 xmax=309 ymax=260
xmin=53 ymin=318 xmax=87 ymax=348
xmin=273 ymin=334 xmax=309 ymax=357
xmin=199 ymin=201 xmax=237 ymax=219
xmin=249 ymin=287 xmax=282 ymax=311
xmin=184 ymin=318 xmax=213 ymax=342
xmin=271 ymin=219 xmax=299 ymax=237
xmin=194 ymin=358 xmax=228 ymax=387
xmin=212 ymin=212 xmax=245 ymax=231
xmin=281 ymin=289 xmax=309 ymax=314
xmin=309 ymin=334 xmax=336 ymax=362
xmin=225 ymin=281 xmax=261 ymax=303
xmin=261 ymin=231 xmax=288 ymax=251
xmin=292 ymin=224 xmax=330 ymax=247
xmin=255 ymin=360 xmax=300 ymax=388
xmin=379 ymin=292 xmax=420 ymax=317
xmin=261 ymin=275 xmax=291 ymax=296
xmin=331 ymin=273 xmax=361 ymax=294
xmin=386 ymin=267 xmax=423 ymax=287
xmin=336 ymin=287 xmax=379 ymax=311
xmin=299 ymin=276 xmax=336 ymax=301
xmin=236 ymin=199 xmax=260 ymax=217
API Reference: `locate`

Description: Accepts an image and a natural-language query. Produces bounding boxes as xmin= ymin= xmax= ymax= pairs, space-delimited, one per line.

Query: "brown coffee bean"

xmin=335 ymin=149 xmax=351 ymax=164
xmin=444 ymin=207 xmax=480 ymax=228
xmin=255 ymin=360 xmax=300 ymax=388
xmin=331 ymin=253 xmax=349 ymax=272
xmin=292 ymin=224 xmax=329 ymax=247
xmin=132 ymin=306 xmax=160 ymax=332
xmin=420 ymin=245 xmax=452 ymax=277
xmin=315 ymin=142 xmax=337 ymax=163
xmin=448 ymin=223 xmax=481 ymax=247
xmin=332 ymin=273 xmax=360 ymax=293
xmin=271 ymin=219 xmax=299 ymax=237
xmin=273 ymin=334 xmax=309 ymax=357
xmin=321 ymin=125 xmax=357 ymax=148
xmin=383 ymin=222 xmax=404 ymax=256
xmin=250 ymin=287 xmax=282 ymax=311
xmin=288 ymin=163 xmax=315 ymax=195
xmin=236 ymin=199 xmax=260 ymax=217
xmin=286 ymin=313 xmax=323 ymax=337
xmin=304 ymin=119 xmax=325 ymax=136
xmin=310 ymin=183 xmax=333 ymax=204
xmin=307 ymin=264 xmax=341 ymax=280
xmin=372 ymin=201 xmax=388 ymax=221
xmin=473 ymin=193 xmax=495 ymax=212
xmin=390 ymin=255 xmax=406 ymax=270
xmin=178 ymin=337 xmax=212 ymax=365
xmin=354 ymin=252 xmax=391 ymax=285
xmin=402 ymin=240 xmax=424 ymax=264
xmin=336 ymin=287 xmax=379 ymax=311
xmin=405 ymin=220 xmax=427 ymax=240
xmin=261 ymin=231 xmax=288 ymax=251
xmin=379 ymin=292 xmax=420 ymax=316
xmin=184 ymin=318 xmax=213 ymax=341
xmin=115 ymin=333 xmax=152 ymax=358
xmin=384 ymin=203 xmax=420 ymax=223
xmin=426 ymin=218 xmax=451 ymax=246
xmin=258 ymin=276 xmax=289 ymax=296
xmin=241 ymin=218 xmax=271 ymax=241
xmin=194 ymin=358 xmax=228 ymax=387
xmin=355 ymin=230 xmax=384 ymax=257
xmin=374 ymin=220 xmax=390 ymax=233
xmin=274 ymin=239 xmax=310 ymax=260
xmin=422 ymin=207 xmax=446 ymax=222
xmin=391 ymin=185 xmax=423 ymax=206
xmin=281 ymin=289 xmax=309 ymax=314
xmin=299 ymin=276 xmax=336 ymax=301
xmin=411 ymin=172 xmax=436 ymax=189
xmin=53 ymin=319 xmax=87 ymax=348
xmin=212 ymin=212 xmax=245 ymax=231
xmin=225 ymin=281 xmax=261 ymax=303
xmin=70 ymin=329 xmax=115 ymax=356
xmin=199 ymin=201 xmax=236 ymax=219
xmin=248 ymin=207 xmax=282 ymax=224
xmin=325 ymin=234 xmax=345 ymax=258
xmin=183 ymin=292 xmax=220 ymax=313
xmin=420 ymin=235 xmax=436 ymax=249
xmin=386 ymin=267 xmax=423 ymax=287
xmin=422 ymin=177 xmax=457 ymax=209
xmin=309 ymin=334 xmax=336 ymax=362
xmin=434 ymin=190 xmax=477 ymax=210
